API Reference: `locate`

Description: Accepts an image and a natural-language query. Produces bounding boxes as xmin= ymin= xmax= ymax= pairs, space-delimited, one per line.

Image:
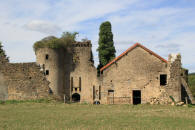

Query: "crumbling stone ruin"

xmin=0 ymin=39 xmax=194 ymax=104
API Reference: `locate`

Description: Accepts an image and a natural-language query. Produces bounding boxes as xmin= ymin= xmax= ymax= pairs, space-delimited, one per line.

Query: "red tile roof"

xmin=100 ymin=43 xmax=168 ymax=72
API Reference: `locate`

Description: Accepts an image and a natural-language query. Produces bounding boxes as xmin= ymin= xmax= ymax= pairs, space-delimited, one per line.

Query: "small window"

xmin=45 ymin=54 xmax=49 ymax=60
xmin=75 ymin=88 xmax=77 ymax=91
xmin=45 ymin=70 xmax=49 ymax=75
xmin=79 ymin=77 xmax=81 ymax=91
xmin=160 ymin=74 xmax=167 ymax=85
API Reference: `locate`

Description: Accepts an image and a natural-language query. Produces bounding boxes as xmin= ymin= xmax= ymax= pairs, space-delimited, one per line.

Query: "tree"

xmin=0 ymin=42 xmax=9 ymax=62
xmin=97 ymin=21 xmax=116 ymax=74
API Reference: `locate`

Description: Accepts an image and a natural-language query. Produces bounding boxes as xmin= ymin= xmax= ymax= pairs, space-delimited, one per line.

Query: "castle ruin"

xmin=0 ymin=39 xmax=194 ymax=104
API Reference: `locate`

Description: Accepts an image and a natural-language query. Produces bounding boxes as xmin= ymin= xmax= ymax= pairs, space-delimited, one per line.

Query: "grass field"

xmin=189 ymin=73 xmax=195 ymax=98
xmin=0 ymin=102 xmax=195 ymax=130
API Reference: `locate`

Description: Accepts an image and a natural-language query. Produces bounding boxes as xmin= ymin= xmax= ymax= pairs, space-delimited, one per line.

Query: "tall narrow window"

xmin=99 ymin=86 xmax=101 ymax=100
xmin=45 ymin=54 xmax=49 ymax=60
xmin=45 ymin=70 xmax=49 ymax=75
xmin=79 ymin=77 xmax=81 ymax=91
xmin=93 ymin=86 xmax=95 ymax=100
xmin=160 ymin=74 xmax=167 ymax=86
xmin=71 ymin=77 xmax=73 ymax=91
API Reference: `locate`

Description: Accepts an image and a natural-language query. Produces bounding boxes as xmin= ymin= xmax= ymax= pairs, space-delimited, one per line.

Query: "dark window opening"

xmin=99 ymin=86 xmax=101 ymax=100
xmin=71 ymin=77 xmax=73 ymax=91
xmin=133 ymin=90 xmax=141 ymax=105
xmin=72 ymin=93 xmax=80 ymax=102
xmin=45 ymin=70 xmax=49 ymax=75
xmin=79 ymin=77 xmax=81 ymax=91
xmin=93 ymin=86 xmax=95 ymax=100
xmin=49 ymin=87 xmax=53 ymax=94
xmin=45 ymin=54 xmax=49 ymax=60
xmin=160 ymin=74 xmax=167 ymax=85
xmin=75 ymin=88 xmax=77 ymax=91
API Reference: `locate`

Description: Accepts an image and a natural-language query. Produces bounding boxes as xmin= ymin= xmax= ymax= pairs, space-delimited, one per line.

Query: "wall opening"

xmin=45 ymin=54 xmax=49 ymax=60
xmin=71 ymin=77 xmax=73 ymax=91
xmin=133 ymin=90 xmax=141 ymax=105
xmin=160 ymin=74 xmax=167 ymax=85
xmin=72 ymin=93 xmax=80 ymax=102
xmin=79 ymin=77 xmax=81 ymax=91
xmin=45 ymin=70 xmax=49 ymax=75
xmin=181 ymin=85 xmax=191 ymax=104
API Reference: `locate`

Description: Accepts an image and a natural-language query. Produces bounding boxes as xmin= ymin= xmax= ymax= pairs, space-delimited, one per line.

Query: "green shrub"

xmin=33 ymin=32 xmax=78 ymax=51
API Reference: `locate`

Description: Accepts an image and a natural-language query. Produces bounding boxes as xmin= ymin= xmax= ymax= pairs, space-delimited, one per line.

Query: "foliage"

xmin=97 ymin=21 xmax=116 ymax=74
xmin=0 ymin=42 xmax=9 ymax=61
xmin=0 ymin=104 xmax=195 ymax=129
xmin=188 ymin=73 xmax=195 ymax=97
xmin=33 ymin=32 xmax=78 ymax=51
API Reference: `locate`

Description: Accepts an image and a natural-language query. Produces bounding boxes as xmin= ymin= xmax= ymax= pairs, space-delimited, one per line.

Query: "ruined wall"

xmin=167 ymin=54 xmax=182 ymax=102
xmin=100 ymin=46 xmax=170 ymax=104
xmin=0 ymin=62 xmax=49 ymax=100
xmin=70 ymin=41 xmax=98 ymax=103
xmin=35 ymin=48 xmax=69 ymax=98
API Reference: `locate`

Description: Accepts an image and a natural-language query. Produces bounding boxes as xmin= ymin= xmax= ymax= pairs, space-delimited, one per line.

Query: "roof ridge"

xmin=100 ymin=43 xmax=167 ymax=72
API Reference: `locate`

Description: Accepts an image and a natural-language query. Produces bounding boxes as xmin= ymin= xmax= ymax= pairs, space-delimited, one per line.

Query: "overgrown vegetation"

xmin=189 ymin=73 xmax=195 ymax=97
xmin=0 ymin=42 xmax=9 ymax=61
xmin=97 ymin=21 xmax=116 ymax=74
xmin=33 ymin=32 xmax=78 ymax=51
xmin=0 ymin=103 xmax=194 ymax=129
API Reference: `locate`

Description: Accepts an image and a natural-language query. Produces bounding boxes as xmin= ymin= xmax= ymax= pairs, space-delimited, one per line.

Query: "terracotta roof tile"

xmin=100 ymin=43 xmax=168 ymax=72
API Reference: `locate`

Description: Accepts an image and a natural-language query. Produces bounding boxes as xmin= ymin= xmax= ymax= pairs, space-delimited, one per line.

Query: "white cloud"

xmin=25 ymin=20 xmax=61 ymax=35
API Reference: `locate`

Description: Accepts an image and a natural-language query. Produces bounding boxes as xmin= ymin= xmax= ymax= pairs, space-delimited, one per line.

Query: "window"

xmin=99 ymin=86 xmax=101 ymax=100
xmin=75 ymin=88 xmax=77 ymax=91
xmin=93 ymin=86 xmax=95 ymax=100
xmin=45 ymin=70 xmax=49 ymax=75
xmin=160 ymin=74 xmax=167 ymax=85
xmin=79 ymin=77 xmax=81 ymax=91
xmin=45 ymin=54 xmax=49 ymax=60
xmin=71 ymin=77 xmax=73 ymax=91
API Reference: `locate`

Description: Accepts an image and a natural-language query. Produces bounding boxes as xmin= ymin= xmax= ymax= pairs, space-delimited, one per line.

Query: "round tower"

xmin=35 ymin=48 xmax=66 ymax=98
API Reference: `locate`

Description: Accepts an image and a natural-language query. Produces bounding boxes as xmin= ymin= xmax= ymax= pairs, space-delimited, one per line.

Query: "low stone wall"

xmin=0 ymin=62 xmax=50 ymax=100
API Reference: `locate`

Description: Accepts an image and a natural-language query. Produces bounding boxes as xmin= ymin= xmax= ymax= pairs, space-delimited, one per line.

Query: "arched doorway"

xmin=72 ymin=93 xmax=80 ymax=102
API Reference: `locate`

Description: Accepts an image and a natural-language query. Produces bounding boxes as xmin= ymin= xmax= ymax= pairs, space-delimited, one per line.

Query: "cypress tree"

xmin=97 ymin=21 xmax=116 ymax=74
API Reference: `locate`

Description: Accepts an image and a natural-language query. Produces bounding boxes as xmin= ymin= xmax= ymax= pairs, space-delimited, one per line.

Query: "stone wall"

xmin=70 ymin=41 xmax=98 ymax=103
xmin=0 ymin=62 xmax=50 ymax=100
xmin=100 ymin=46 xmax=170 ymax=104
xmin=167 ymin=54 xmax=182 ymax=102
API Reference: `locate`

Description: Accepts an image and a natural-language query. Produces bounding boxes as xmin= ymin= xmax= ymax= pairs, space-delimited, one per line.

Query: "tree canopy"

xmin=33 ymin=32 xmax=78 ymax=51
xmin=97 ymin=21 xmax=116 ymax=73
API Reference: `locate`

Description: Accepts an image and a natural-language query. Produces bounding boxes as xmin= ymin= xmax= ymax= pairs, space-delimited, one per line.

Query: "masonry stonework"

xmin=0 ymin=41 xmax=194 ymax=104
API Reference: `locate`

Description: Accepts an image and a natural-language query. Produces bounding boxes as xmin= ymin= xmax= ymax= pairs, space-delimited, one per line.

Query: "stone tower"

xmin=35 ymin=48 xmax=66 ymax=98
xmin=70 ymin=41 xmax=98 ymax=103
xmin=167 ymin=53 xmax=182 ymax=102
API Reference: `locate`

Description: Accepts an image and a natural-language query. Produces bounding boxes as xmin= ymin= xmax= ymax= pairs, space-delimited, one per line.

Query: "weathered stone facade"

xmin=0 ymin=41 xmax=194 ymax=104
xmin=0 ymin=55 xmax=50 ymax=100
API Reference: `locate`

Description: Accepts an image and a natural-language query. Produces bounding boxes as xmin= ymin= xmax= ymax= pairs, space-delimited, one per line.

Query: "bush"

xmin=33 ymin=32 xmax=78 ymax=51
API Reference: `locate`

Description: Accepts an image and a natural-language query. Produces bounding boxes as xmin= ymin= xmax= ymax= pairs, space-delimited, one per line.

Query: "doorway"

xmin=133 ymin=90 xmax=141 ymax=105
xmin=72 ymin=93 xmax=80 ymax=102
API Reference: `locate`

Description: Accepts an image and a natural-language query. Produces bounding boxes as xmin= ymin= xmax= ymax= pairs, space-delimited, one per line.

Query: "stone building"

xmin=0 ymin=40 xmax=194 ymax=104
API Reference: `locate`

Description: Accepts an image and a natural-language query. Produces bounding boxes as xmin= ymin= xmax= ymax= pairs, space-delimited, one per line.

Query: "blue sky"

xmin=0 ymin=0 xmax=195 ymax=72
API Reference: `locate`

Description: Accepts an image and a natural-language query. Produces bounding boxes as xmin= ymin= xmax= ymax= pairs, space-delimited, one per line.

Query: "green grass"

xmin=189 ymin=73 xmax=195 ymax=98
xmin=0 ymin=103 xmax=195 ymax=130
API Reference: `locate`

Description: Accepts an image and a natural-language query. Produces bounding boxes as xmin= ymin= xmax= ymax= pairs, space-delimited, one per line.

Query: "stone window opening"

xmin=45 ymin=54 xmax=49 ymax=60
xmin=71 ymin=77 xmax=73 ymax=91
xmin=45 ymin=70 xmax=49 ymax=75
xmin=75 ymin=88 xmax=77 ymax=92
xmin=79 ymin=77 xmax=81 ymax=91
xmin=160 ymin=74 xmax=167 ymax=86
